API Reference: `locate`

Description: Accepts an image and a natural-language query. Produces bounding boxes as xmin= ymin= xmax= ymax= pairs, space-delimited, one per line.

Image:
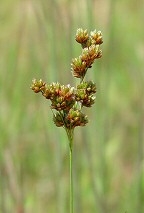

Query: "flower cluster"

xmin=53 ymin=109 xmax=88 ymax=128
xmin=31 ymin=80 xmax=75 ymax=111
xmin=31 ymin=79 xmax=46 ymax=93
xmin=31 ymin=28 xmax=103 ymax=130
xmin=75 ymin=28 xmax=103 ymax=47
xmin=71 ymin=28 xmax=103 ymax=79
xmin=76 ymin=81 xmax=96 ymax=107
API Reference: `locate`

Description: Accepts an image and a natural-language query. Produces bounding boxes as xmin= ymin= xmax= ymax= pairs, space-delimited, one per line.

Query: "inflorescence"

xmin=31 ymin=28 xmax=103 ymax=130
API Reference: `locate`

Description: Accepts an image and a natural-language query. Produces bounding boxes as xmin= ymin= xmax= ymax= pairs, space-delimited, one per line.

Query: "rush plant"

xmin=31 ymin=28 xmax=103 ymax=213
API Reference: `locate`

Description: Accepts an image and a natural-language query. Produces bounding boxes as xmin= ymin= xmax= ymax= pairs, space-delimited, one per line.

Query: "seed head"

xmin=90 ymin=30 xmax=103 ymax=45
xmin=75 ymin=28 xmax=89 ymax=44
xmin=76 ymin=81 xmax=96 ymax=107
xmin=31 ymin=79 xmax=46 ymax=93
xmin=71 ymin=57 xmax=87 ymax=79
xmin=31 ymin=28 xmax=103 ymax=133
xmin=64 ymin=109 xmax=88 ymax=128
xmin=46 ymin=83 xmax=76 ymax=111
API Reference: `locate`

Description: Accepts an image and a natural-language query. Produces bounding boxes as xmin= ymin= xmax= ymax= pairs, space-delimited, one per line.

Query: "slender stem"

xmin=64 ymin=124 xmax=74 ymax=213
xmin=66 ymin=128 xmax=74 ymax=213
xmin=70 ymin=146 xmax=73 ymax=213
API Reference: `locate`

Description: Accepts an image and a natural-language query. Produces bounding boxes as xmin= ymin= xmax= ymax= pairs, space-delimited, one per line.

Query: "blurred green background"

xmin=0 ymin=0 xmax=144 ymax=212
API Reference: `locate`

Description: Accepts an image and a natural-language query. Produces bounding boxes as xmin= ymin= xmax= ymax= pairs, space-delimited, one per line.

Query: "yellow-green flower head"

xmin=77 ymin=81 xmax=96 ymax=94
xmin=76 ymin=81 xmax=96 ymax=107
xmin=31 ymin=79 xmax=46 ymax=93
xmin=65 ymin=109 xmax=88 ymax=128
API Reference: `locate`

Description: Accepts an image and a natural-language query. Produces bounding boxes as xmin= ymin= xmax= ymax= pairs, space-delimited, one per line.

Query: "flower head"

xmin=31 ymin=79 xmax=46 ymax=93
xmin=43 ymin=83 xmax=76 ymax=111
xmin=75 ymin=28 xmax=89 ymax=44
xmin=31 ymin=28 xmax=103 ymax=132
xmin=76 ymin=81 xmax=96 ymax=107
xmin=71 ymin=57 xmax=87 ymax=79
xmin=64 ymin=109 xmax=88 ymax=128
xmin=90 ymin=30 xmax=103 ymax=45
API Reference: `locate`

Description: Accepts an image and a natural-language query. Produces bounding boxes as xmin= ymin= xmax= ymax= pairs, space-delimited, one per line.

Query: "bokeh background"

xmin=0 ymin=0 xmax=144 ymax=213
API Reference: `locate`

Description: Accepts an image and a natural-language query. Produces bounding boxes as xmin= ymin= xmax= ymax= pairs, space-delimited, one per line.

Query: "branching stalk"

xmin=31 ymin=28 xmax=103 ymax=213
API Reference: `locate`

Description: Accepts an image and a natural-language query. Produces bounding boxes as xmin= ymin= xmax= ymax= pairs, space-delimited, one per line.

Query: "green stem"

xmin=64 ymin=125 xmax=74 ymax=213
xmin=66 ymin=128 xmax=74 ymax=213
xmin=70 ymin=146 xmax=73 ymax=213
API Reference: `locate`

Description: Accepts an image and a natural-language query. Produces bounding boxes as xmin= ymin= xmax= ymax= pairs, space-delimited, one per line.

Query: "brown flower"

xmin=31 ymin=79 xmax=46 ymax=93
xmin=64 ymin=109 xmax=88 ymax=128
xmin=90 ymin=30 xmax=103 ymax=45
xmin=45 ymin=83 xmax=76 ymax=111
xmin=71 ymin=57 xmax=87 ymax=79
xmin=75 ymin=28 xmax=89 ymax=44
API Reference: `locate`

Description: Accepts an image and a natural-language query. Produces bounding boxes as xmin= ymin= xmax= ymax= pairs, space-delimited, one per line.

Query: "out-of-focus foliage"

xmin=0 ymin=0 xmax=144 ymax=213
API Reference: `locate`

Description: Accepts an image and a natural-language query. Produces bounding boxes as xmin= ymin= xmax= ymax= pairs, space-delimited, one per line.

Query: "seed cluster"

xmin=71 ymin=28 xmax=103 ymax=79
xmin=32 ymin=81 xmax=76 ymax=111
xmin=76 ymin=81 xmax=96 ymax=107
xmin=53 ymin=109 xmax=88 ymax=128
xmin=31 ymin=28 xmax=103 ymax=130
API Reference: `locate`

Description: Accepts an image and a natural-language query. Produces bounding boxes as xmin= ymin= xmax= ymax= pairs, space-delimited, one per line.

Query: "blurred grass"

xmin=0 ymin=0 xmax=144 ymax=213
